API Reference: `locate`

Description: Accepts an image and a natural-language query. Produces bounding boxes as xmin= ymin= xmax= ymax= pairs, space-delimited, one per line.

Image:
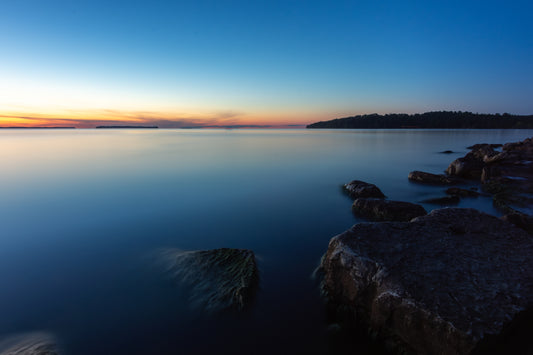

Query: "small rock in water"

xmin=445 ymin=187 xmax=480 ymax=197
xmin=421 ymin=195 xmax=460 ymax=205
xmin=343 ymin=180 xmax=385 ymax=199
xmin=161 ymin=248 xmax=259 ymax=312
xmin=0 ymin=332 xmax=57 ymax=355
xmin=352 ymin=198 xmax=427 ymax=222
xmin=440 ymin=150 xmax=454 ymax=154
xmin=408 ymin=171 xmax=456 ymax=185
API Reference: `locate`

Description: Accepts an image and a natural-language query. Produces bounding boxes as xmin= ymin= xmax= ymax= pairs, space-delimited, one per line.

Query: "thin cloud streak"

xmin=0 ymin=109 xmax=305 ymax=129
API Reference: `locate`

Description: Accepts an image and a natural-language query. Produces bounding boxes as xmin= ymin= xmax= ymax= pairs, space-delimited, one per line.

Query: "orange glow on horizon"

xmin=0 ymin=108 xmax=319 ymax=128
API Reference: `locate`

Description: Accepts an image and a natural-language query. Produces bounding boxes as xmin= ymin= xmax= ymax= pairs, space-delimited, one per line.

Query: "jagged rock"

xmin=319 ymin=208 xmax=533 ymax=355
xmin=445 ymin=187 xmax=480 ymax=197
xmin=160 ymin=248 xmax=259 ymax=312
xmin=446 ymin=144 xmax=499 ymax=179
xmin=343 ymin=180 xmax=385 ymax=199
xmin=352 ymin=198 xmax=426 ymax=222
xmin=408 ymin=171 xmax=456 ymax=185
xmin=421 ymin=195 xmax=460 ymax=205
xmin=0 ymin=332 xmax=57 ymax=355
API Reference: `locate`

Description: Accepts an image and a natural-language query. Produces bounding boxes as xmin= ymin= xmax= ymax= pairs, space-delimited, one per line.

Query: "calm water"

xmin=0 ymin=128 xmax=532 ymax=354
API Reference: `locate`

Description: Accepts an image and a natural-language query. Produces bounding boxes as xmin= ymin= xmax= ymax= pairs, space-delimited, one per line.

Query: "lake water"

xmin=0 ymin=128 xmax=532 ymax=354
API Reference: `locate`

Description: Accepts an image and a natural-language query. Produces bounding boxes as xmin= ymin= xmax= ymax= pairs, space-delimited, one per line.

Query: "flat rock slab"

xmin=445 ymin=187 xmax=480 ymax=197
xmin=408 ymin=171 xmax=457 ymax=185
xmin=352 ymin=198 xmax=426 ymax=222
xmin=343 ymin=180 xmax=385 ymax=199
xmin=162 ymin=248 xmax=259 ymax=312
xmin=320 ymin=208 xmax=533 ymax=355
xmin=0 ymin=332 xmax=57 ymax=355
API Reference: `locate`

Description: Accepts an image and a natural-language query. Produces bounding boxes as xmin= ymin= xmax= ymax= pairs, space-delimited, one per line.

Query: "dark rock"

xmin=352 ymin=198 xmax=426 ymax=222
xmin=408 ymin=171 xmax=456 ymax=185
xmin=161 ymin=248 xmax=259 ymax=312
xmin=501 ymin=212 xmax=533 ymax=235
xmin=467 ymin=143 xmax=502 ymax=150
xmin=319 ymin=208 xmax=533 ymax=355
xmin=343 ymin=180 xmax=385 ymax=199
xmin=421 ymin=195 xmax=460 ymax=205
xmin=440 ymin=150 xmax=454 ymax=154
xmin=0 ymin=332 xmax=57 ymax=355
xmin=446 ymin=144 xmax=499 ymax=179
xmin=445 ymin=187 xmax=480 ymax=197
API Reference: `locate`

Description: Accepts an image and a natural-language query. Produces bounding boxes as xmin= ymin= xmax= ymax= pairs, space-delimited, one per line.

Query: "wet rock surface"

xmin=448 ymin=137 xmax=533 ymax=219
xmin=0 ymin=332 xmax=57 ymax=355
xmin=407 ymin=171 xmax=457 ymax=185
xmin=343 ymin=180 xmax=386 ymax=199
xmin=161 ymin=248 xmax=259 ymax=312
xmin=352 ymin=198 xmax=426 ymax=222
xmin=319 ymin=208 xmax=533 ymax=355
xmin=420 ymin=195 xmax=460 ymax=205
xmin=445 ymin=187 xmax=480 ymax=197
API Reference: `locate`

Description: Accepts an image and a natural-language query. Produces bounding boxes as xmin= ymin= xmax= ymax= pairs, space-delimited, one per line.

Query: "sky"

xmin=0 ymin=0 xmax=532 ymax=128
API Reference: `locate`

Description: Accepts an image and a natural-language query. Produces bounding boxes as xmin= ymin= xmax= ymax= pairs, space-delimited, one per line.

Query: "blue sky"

xmin=1 ymin=0 xmax=532 ymax=127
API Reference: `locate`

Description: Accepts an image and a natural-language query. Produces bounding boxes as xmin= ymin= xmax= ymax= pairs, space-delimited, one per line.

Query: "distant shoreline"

xmin=0 ymin=127 xmax=76 ymax=129
xmin=95 ymin=126 xmax=159 ymax=129
xmin=307 ymin=111 xmax=533 ymax=129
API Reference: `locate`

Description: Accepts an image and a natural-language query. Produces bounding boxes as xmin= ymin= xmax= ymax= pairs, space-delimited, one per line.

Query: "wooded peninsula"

xmin=307 ymin=111 xmax=533 ymax=129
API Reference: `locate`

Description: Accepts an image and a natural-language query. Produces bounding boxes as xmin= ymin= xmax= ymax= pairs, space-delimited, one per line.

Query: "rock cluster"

xmin=320 ymin=208 xmax=533 ymax=355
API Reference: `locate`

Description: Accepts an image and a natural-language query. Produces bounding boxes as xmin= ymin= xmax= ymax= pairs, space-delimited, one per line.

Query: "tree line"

xmin=306 ymin=111 xmax=533 ymax=129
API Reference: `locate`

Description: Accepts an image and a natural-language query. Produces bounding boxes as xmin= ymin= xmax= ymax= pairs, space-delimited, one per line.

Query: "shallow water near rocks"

xmin=0 ymin=128 xmax=532 ymax=354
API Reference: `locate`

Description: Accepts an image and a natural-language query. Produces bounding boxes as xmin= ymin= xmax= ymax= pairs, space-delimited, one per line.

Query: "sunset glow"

xmin=1 ymin=0 xmax=532 ymax=128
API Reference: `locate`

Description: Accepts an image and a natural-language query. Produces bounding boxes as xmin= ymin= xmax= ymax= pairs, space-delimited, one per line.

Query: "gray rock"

xmin=343 ymin=180 xmax=385 ymax=199
xmin=161 ymin=248 xmax=259 ymax=312
xmin=319 ymin=208 xmax=533 ymax=355
xmin=352 ymin=198 xmax=426 ymax=222
xmin=408 ymin=171 xmax=456 ymax=185
xmin=0 ymin=332 xmax=57 ymax=355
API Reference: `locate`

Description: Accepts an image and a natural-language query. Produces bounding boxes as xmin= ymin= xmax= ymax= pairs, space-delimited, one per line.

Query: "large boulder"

xmin=352 ymin=198 xmax=426 ymax=222
xmin=319 ymin=208 xmax=533 ymax=355
xmin=343 ymin=180 xmax=385 ymax=199
xmin=446 ymin=144 xmax=499 ymax=179
xmin=408 ymin=171 xmax=456 ymax=185
xmin=0 ymin=332 xmax=57 ymax=355
xmin=161 ymin=248 xmax=259 ymax=312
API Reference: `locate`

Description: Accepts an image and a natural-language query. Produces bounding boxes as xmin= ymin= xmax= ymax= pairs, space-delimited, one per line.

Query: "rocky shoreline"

xmin=319 ymin=137 xmax=533 ymax=354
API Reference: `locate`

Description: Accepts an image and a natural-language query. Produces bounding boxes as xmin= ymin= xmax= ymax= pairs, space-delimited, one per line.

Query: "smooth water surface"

xmin=0 ymin=129 xmax=532 ymax=354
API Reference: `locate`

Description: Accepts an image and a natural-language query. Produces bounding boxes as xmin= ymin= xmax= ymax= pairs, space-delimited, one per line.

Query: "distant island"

xmin=95 ymin=125 xmax=158 ymax=129
xmin=307 ymin=111 xmax=533 ymax=129
xmin=0 ymin=127 xmax=76 ymax=129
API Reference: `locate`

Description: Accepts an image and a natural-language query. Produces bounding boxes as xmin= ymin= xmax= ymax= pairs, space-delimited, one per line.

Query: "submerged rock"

xmin=408 ymin=171 xmax=456 ymax=185
xmin=161 ymin=248 xmax=259 ymax=312
xmin=352 ymin=198 xmax=426 ymax=222
xmin=445 ymin=187 xmax=480 ymax=197
xmin=343 ymin=180 xmax=385 ymax=199
xmin=319 ymin=208 xmax=533 ymax=355
xmin=0 ymin=332 xmax=57 ymax=355
xmin=421 ymin=195 xmax=460 ymax=205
